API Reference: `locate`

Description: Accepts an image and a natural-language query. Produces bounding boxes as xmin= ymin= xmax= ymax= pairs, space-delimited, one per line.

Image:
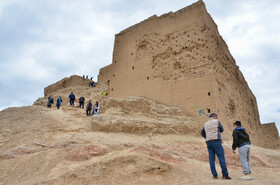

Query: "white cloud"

xmin=208 ymin=0 xmax=280 ymax=130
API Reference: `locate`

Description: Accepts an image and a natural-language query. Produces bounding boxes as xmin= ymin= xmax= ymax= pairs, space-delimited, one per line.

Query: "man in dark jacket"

xmin=79 ymin=96 xmax=85 ymax=109
xmin=201 ymin=113 xmax=231 ymax=180
xmin=232 ymin=121 xmax=252 ymax=180
xmin=47 ymin=95 xmax=53 ymax=108
xmin=69 ymin=92 xmax=75 ymax=106
xmin=86 ymin=100 xmax=92 ymax=116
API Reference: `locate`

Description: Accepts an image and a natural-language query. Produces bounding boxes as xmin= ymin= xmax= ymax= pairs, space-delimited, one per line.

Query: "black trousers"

xmin=70 ymin=100 xmax=74 ymax=106
xmin=86 ymin=109 xmax=91 ymax=116
xmin=79 ymin=102 xmax=84 ymax=109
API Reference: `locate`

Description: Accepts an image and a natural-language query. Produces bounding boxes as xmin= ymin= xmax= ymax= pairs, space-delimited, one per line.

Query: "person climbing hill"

xmin=86 ymin=100 xmax=92 ymax=116
xmin=47 ymin=95 xmax=53 ymax=108
xmin=93 ymin=101 xmax=100 ymax=115
xmin=69 ymin=92 xmax=75 ymax=106
xmin=101 ymin=91 xmax=107 ymax=96
xmin=89 ymin=81 xmax=95 ymax=87
xmin=56 ymin=96 xmax=62 ymax=109
xmin=79 ymin=96 xmax=85 ymax=109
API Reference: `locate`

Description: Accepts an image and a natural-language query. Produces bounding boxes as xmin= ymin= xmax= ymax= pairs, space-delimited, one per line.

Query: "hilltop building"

xmin=97 ymin=0 xmax=279 ymax=148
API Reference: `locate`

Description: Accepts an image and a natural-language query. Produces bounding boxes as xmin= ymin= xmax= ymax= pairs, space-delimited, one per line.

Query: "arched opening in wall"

xmin=132 ymin=66 xmax=134 ymax=70
xmin=114 ymin=61 xmax=117 ymax=63
xmin=208 ymin=92 xmax=211 ymax=96
xmin=147 ymin=76 xmax=149 ymax=80
xmin=113 ymin=74 xmax=115 ymax=77
xmin=111 ymin=88 xmax=113 ymax=91
xmin=131 ymin=53 xmax=133 ymax=55
xmin=107 ymin=80 xmax=110 ymax=86
xmin=207 ymin=109 xmax=211 ymax=113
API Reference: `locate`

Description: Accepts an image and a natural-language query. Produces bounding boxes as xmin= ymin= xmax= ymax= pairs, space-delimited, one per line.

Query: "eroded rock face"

xmin=91 ymin=96 xmax=198 ymax=134
xmin=38 ymin=154 xmax=173 ymax=185
xmin=64 ymin=145 xmax=104 ymax=161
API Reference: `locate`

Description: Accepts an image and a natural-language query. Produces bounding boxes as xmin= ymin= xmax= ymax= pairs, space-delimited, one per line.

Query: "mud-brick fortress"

xmin=97 ymin=0 xmax=279 ymax=148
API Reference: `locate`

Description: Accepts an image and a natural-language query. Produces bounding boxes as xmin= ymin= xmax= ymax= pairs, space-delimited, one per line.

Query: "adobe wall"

xmin=259 ymin=123 xmax=280 ymax=148
xmin=97 ymin=0 xmax=279 ymax=148
xmin=44 ymin=75 xmax=90 ymax=97
xmin=98 ymin=0 xmax=216 ymax=118
xmin=200 ymin=12 xmax=272 ymax=145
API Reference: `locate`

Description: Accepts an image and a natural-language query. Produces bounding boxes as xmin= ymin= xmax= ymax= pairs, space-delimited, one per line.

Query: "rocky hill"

xmin=0 ymin=75 xmax=280 ymax=185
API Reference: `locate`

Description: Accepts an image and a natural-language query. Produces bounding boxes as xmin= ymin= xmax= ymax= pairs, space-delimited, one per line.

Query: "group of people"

xmin=47 ymin=92 xmax=100 ymax=116
xmin=85 ymin=100 xmax=100 ymax=116
xmin=89 ymin=81 xmax=96 ymax=87
xmin=82 ymin=75 xmax=93 ymax=80
xmin=47 ymin=95 xmax=62 ymax=109
xmin=201 ymin=113 xmax=252 ymax=180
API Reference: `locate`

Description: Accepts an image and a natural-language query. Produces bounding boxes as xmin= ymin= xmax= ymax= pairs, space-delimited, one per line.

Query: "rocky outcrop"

xmin=44 ymin=75 xmax=90 ymax=97
xmin=91 ymin=97 xmax=198 ymax=134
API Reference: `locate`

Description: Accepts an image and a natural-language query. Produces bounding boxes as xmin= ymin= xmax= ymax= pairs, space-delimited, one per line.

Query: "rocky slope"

xmin=0 ymin=77 xmax=280 ymax=185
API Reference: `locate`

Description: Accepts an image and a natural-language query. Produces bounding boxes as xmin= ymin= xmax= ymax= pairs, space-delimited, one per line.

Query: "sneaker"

xmin=240 ymin=175 xmax=252 ymax=180
xmin=222 ymin=175 xmax=231 ymax=180
xmin=213 ymin=176 xmax=218 ymax=179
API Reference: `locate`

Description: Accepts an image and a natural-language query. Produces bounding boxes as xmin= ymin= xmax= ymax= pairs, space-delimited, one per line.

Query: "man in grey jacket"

xmin=201 ymin=113 xmax=231 ymax=180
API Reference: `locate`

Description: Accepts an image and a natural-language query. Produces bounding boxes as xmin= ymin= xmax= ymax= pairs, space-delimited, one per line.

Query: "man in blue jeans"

xmin=201 ymin=113 xmax=231 ymax=180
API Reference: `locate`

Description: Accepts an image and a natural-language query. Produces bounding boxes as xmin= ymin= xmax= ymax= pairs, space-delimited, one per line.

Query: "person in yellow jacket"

xmin=101 ymin=91 xmax=107 ymax=96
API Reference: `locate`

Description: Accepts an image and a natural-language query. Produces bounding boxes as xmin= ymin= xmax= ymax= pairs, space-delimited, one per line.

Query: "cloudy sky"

xmin=0 ymin=0 xmax=279 ymax=131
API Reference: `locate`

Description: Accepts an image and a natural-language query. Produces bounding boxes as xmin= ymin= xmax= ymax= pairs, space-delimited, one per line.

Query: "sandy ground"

xmin=1 ymin=103 xmax=280 ymax=185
